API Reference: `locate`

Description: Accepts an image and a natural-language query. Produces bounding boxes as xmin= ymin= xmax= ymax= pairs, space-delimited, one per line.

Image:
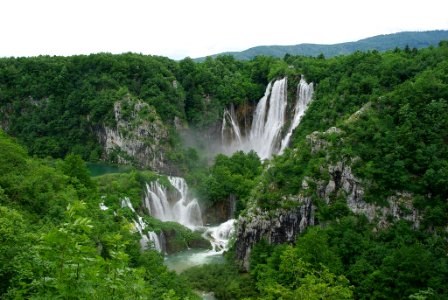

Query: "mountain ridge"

xmin=195 ymin=30 xmax=448 ymax=61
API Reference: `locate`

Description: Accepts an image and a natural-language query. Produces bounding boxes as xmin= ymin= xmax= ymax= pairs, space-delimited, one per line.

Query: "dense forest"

xmin=1 ymin=41 xmax=448 ymax=299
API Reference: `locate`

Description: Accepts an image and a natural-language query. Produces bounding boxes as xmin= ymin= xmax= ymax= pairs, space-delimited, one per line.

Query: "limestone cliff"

xmin=96 ymin=97 xmax=171 ymax=172
xmin=235 ymin=197 xmax=315 ymax=270
xmin=235 ymin=126 xmax=421 ymax=270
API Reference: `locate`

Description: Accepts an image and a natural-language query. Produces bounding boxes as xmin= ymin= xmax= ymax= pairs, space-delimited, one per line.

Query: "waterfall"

xmin=250 ymin=77 xmax=288 ymax=159
xmin=144 ymin=182 xmax=172 ymax=221
xmin=144 ymin=176 xmax=203 ymax=229
xmin=148 ymin=231 xmax=163 ymax=252
xmin=121 ymin=197 xmax=135 ymax=212
xmin=222 ymin=104 xmax=243 ymax=145
xmin=279 ymin=76 xmax=314 ymax=153
xmin=221 ymin=76 xmax=313 ymax=159
xmin=120 ymin=198 xmax=164 ymax=252
xmin=221 ymin=78 xmax=287 ymax=159
xmin=205 ymin=219 xmax=236 ymax=253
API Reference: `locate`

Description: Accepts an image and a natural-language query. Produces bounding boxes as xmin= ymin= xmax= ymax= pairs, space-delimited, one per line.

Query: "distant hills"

xmin=195 ymin=30 xmax=448 ymax=61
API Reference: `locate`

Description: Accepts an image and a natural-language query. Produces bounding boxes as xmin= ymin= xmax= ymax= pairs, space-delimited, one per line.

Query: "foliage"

xmin=144 ymin=217 xmax=211 ymax=253
xmin=197 ymin=151 xmax=262 ymax=214
xmin=250 ymin=243 xmax=353 ymax=299
xmin=181 ymin=263 xmax=257 ymax=300
xmin=247 ymin=217 xmax=448 ymax=299
xmin=0 ymin=131 xmax=198 ymax=299
xmin=1 ymin=41 xmax=448 ymax=299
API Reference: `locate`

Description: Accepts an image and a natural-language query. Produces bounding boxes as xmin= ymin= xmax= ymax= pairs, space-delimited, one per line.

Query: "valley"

xmin=1 ymin=41 xmax=448 ymax=299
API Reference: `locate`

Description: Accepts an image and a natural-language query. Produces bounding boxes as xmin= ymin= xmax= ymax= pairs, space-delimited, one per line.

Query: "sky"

xmin=1 ymin=0 xmax=447 ymax=60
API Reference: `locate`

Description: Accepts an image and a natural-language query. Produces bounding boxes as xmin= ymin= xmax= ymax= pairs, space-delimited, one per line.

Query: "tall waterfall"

xmin=279 ymin=76 xmax=314 ymax=153
xmin=144 ymin=176 xmax=203 ymax=229
xmin=222 ymin=76 xmax=313 ymax=159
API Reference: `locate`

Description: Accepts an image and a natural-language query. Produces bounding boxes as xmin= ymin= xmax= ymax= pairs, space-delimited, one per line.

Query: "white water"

xmin=222 ymin=104 xmax=243 ymax=145
xmin=118 ymin=177 xmax=235 ymax=259
xmin=120 ymin=198 xmax=164 ymax=252
xmin=147 ymin=177 xmax=235 ymax=253
xmin=169 ymin=177 xmax=203 ymax=228
xmin=99 ymin=202 xmax=108 ymax=210
xmin=222 ymin=76 xmax=313 ymax=159
xmin=164 ymin=219 xmax=236 ymax=273
xmin=204 ymin=219 xmax=236 ymax=253
xmin=121 ymin=197 xmax=135 ymax=212
xmin=144 ymin=176 xmax=203 ymax=229
xmin=280 ymin=76 xmax=314 ymax=153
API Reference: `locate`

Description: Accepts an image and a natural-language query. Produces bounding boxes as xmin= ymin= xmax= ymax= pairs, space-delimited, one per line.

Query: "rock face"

xmin=203 ymin=195 xmax=236 ymax=225
xmin=235 ymin=197 xmax=315 ymax=270
xmin=96 ymin=97 xmax=171 ymax=172
xmin=324 ymin=162 xmax=421 ymax=228
xmin=235 ymin=127 xmax=421 ymax=270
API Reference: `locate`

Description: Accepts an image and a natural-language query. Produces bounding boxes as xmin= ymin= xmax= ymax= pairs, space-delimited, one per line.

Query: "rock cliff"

xmin=235 ymin=126 xmax=421 ymax=270
xmin=235 ymin=197 xmax=315 ymax=270
xmin=96 ymin=97 xmax=171 ymax=172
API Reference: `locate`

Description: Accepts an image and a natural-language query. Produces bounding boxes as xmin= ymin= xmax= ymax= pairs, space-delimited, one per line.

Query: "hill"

xmin=195 ymin=30 xmax=448 ymax=60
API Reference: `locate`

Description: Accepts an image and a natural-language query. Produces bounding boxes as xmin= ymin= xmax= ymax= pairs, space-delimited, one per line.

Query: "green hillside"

xmin=196 ymin=30 xmax=448 ymax=60
xmin=1 ymin=42 xmax=448 ymax=299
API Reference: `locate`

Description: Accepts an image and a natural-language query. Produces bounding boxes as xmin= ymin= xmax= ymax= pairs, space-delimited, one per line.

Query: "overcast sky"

xmin=1 ymin=0 xmax=447 ymax=60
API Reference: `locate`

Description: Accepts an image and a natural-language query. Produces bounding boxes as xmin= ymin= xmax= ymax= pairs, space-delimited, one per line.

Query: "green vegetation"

xmin=196 ymin=30 xmax=448 ymax=60
xmin=256 ymin=42 xmax=448 ymax=216
xmin=248 ymin=217 xmax=448 ymax=299
xmin=0 ymin=130 xmax=199 ymax=299
xmin=0 ymin=53 xmax=269 ymax=166
xmin=1 ymin=40 xmax=448 ymax=299
xmin=96 ymin=171 xmax=210 ymax=253
xmin=196 ymin=150 xmax=262 ymax=214
xmin=181 ymin=263 xmax=258 ymax=299
xmin=183 ymin=43 xmax=448 ymax=299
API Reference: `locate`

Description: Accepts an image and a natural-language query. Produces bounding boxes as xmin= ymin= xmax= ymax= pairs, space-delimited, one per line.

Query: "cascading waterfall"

xmin=279 ymin=75 xmax=314 ymax=153
xmin=120 ymin=197 xmax=164 ymax=252
xmin=251 ymin=77 xmax=288 ymax=159
xmin=222 ymin=76 xmax=313 ymax=159
xmin=169 ymin=177 xmax=203 ymax=228
xmin=204 ymin=219 xmax=236 ymax=253
xmin=113 ymin=174 xmax=236 ymax=273
xmin=121 ymin=197 xmax=135 ymax=212
xmin=144 ymin=176 xmax=203 ymax=229
xmin=222 ymin=104 xmax=243 ymax=146
xmin=144 ymin=182 xmax=172 ymax=221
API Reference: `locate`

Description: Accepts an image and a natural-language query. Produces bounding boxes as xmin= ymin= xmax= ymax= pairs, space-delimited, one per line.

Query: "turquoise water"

xmin=87 ymin=162 xmax=131 ymax=177
xmin=164 ymin=249 xmax=226 ymax=273
xmin=164 ymin=250 xmax=223 ymax=300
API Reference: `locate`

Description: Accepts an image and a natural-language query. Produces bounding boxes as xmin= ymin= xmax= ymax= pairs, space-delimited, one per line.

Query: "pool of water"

xmin=164 ymin=248 xmax=226 ymax=273
xmin=87 ymin=162 xmax=132 ymax=177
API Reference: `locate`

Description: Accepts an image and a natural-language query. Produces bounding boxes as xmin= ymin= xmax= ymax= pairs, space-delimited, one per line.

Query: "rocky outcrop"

xmin=322 ymin=162 xmax=420 ymax=228
xmin=306 ymin=126 xmax=342 ymax=154
xmin=96 ymin=97 xmax=171 ymax=172
xmin=235 ymin=126 xmax=421 ymax=270
xmin=235 ymin=197 xmax=315 ymax=270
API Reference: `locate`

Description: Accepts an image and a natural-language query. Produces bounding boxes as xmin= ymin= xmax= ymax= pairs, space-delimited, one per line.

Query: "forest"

xmin=1 ymin=41 xmax=448 ymax=299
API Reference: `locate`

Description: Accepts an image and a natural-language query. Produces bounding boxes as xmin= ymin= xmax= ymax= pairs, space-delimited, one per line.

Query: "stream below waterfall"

xmin=164 ymin=219 xmax=235 ymax=273
xmin=118 ymin=176 xmax=234 ymax=300
xmin=164 ymin=248 xmax=226 ymax=273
